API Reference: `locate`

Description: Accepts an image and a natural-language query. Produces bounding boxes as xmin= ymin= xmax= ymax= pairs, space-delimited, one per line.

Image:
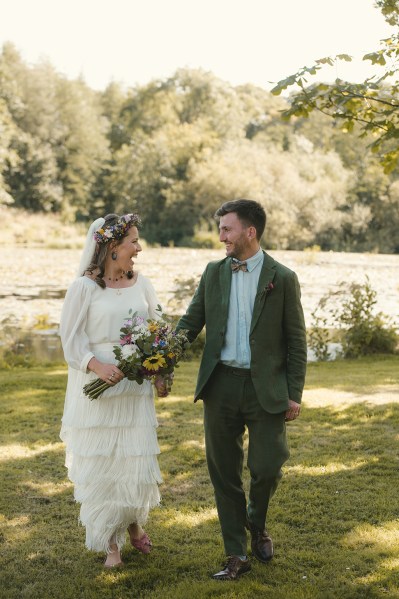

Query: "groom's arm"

xmin=283 ymin=271 xmax=307 ymax=405
xmin=176 ymin=265 xmax=208 ymax=343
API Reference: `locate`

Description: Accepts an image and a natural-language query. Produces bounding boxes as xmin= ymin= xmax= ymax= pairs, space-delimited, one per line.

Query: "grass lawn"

xmin=1 ymin=356 xmax=399 ymax=599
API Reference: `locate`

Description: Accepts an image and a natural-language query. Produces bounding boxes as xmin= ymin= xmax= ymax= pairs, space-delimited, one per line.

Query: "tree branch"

xmin=337 ymin=90 xmax=399 ymax=108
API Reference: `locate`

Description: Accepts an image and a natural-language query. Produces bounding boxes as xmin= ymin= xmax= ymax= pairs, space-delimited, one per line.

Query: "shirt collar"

xmin=244 ymin=247 xmax=263 ymax=272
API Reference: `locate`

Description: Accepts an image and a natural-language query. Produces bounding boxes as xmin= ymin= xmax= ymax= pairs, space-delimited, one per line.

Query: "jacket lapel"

xmin=219 ymin=259 xmax=232 ymax=324
xmin=250 ymin=251 xmax=276 ymax=334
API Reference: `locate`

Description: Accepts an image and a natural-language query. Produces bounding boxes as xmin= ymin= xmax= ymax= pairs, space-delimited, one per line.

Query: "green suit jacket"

xmin=177 ymin=251 xmax=307 ymax=413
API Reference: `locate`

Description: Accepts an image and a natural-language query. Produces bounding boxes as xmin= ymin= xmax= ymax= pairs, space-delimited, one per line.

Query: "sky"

xmin=0 ymin=0 xmax=393 ymax=91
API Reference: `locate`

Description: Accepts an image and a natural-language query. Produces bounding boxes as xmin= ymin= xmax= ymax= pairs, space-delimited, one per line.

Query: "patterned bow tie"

xmin=231 ymin=259 xmax=248 ymax=273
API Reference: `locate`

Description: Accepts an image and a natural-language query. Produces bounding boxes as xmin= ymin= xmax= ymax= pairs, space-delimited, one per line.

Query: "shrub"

xmin=168 ymin=276 xmax=200 ymax=315
xmin=338 ymin=278 xmax=398 ymax=358
xmin=309 ymin=277 xmax=398 ymax=361
xmin=167 ymin=276 xmax=205 ymax=357
xmin=308 ymin=308 xmax=331 ymax=361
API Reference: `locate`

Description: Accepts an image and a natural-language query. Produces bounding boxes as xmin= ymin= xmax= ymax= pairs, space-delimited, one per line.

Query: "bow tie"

xmin=231 ymin=259 xmax=248 ymax=273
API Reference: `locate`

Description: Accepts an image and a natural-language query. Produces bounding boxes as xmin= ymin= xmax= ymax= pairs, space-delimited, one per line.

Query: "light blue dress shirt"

xmin=220 ymin=247 xmax=264 ymax=368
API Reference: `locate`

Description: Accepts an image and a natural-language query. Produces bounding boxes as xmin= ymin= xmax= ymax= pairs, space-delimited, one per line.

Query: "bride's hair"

xmin=85 ymin=214 xmax=122 ymax=289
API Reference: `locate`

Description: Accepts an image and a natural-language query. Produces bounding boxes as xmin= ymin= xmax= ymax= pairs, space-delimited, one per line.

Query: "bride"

xmin=59 ymin=212 xmax=168 ymax=568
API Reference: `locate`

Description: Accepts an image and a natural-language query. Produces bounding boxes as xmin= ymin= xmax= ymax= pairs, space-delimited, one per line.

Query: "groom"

xmin=177 ymin=199 xmax=307 ymax=580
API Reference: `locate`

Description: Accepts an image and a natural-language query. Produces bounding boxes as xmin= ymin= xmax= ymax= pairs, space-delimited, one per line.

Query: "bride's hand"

xmin=88 ymin=357 xmax=124 ymax=385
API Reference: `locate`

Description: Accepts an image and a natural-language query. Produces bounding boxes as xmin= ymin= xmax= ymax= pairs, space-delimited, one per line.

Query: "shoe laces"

xmin=224 ymin=555 xmax=242 ymax=569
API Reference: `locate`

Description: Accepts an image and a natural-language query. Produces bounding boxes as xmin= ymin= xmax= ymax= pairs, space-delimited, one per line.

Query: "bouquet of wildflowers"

xmin=83 ymin=306 xmax=189 ymax=400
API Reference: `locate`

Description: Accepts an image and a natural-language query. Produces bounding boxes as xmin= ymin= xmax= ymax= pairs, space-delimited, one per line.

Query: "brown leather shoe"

xmin=247 ymin=521 xmax=274 ymax=563
xmin=212 ymin=555 xmax=251 ymax=580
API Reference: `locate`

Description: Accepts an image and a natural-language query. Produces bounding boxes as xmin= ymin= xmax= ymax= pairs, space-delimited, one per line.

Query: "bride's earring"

xmin=111 ymin=252 xmax=117 ymax=261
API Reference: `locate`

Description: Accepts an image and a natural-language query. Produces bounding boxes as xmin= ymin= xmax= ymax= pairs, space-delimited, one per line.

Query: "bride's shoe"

xmin=128 ymin=526 xmax=152 ymax=554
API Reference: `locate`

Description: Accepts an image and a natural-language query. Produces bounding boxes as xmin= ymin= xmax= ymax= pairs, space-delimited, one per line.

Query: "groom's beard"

xmin=225 ymin=237 xmax=248 ymax=260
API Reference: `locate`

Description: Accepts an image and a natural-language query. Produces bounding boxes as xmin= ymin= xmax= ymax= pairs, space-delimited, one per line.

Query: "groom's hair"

xmin=214 ymin=199 xmax=266 ymax=241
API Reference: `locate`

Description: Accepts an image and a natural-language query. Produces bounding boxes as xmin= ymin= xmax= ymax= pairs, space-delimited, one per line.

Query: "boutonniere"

xmin=259 ymin=282 xmax=274 ymax=299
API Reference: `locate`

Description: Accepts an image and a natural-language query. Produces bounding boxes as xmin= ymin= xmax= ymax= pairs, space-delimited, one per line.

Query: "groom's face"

xmin=219 ymin=212 xmax=251 ymax=260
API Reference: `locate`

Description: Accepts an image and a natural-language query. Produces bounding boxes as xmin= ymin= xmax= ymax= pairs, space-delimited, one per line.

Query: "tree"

xmin=104 ymin=121 xmax=218 ymax=245
xmin=271 ymin=1 xmax=399 ymax=173
xmin=185 ymin=137 xmax=351 ymax=249
xmin=0 ymin=43 xmax=110 ymax=217
xmin=0 ymin=99 xmax=16 ymax=205
xmin=0 ymin=46 xmax=62 ymax=210
xmin=52 ymin=77 xmax=110 ymax=219
xmin=5 ymin=133 xmax=62 ymax=212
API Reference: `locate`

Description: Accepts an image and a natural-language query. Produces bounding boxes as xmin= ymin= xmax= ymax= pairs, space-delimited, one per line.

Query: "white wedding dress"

xmin=59 ymin=274 xmax=162 ymax=552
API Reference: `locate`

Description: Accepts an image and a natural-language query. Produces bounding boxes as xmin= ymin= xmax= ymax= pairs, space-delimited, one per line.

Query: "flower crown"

xmin=93 ymin=213 xmax=142 ymax=244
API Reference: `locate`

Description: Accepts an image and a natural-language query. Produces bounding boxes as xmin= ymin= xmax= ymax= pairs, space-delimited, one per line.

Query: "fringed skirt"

xmin=60 ymin=343 xmax=162 ymax=553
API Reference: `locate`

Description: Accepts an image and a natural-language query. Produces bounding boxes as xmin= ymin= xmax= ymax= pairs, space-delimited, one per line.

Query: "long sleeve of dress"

xmin=59 ymin=277 xmax=96 ymax=372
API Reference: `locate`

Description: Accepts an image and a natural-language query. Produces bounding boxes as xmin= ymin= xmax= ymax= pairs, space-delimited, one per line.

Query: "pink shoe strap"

xmin=131 ymin=532 xmax=152 ymax=554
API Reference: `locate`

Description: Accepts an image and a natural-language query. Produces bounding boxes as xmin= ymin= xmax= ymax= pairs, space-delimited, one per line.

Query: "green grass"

xmin=1 ymin=357 xmax=399 ymax=598
xmin=305 ymin=355 xmax=399 ymax=391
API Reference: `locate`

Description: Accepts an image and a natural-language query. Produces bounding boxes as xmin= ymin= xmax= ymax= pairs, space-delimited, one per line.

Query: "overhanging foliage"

xmin=272 ymin=2 xmax=399 ymax=173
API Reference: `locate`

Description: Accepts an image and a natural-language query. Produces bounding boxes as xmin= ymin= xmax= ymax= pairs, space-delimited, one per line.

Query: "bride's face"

xmin=114 ymin=226 xmax=142 ymax=271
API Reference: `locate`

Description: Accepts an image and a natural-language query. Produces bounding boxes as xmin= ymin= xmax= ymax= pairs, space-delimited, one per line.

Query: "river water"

xmin=1 ymin=247 xmax=398 ymax=360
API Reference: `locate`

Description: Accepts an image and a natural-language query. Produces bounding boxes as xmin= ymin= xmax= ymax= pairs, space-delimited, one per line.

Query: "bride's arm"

xmin=59 ymin=278 xmax=95 ymax=372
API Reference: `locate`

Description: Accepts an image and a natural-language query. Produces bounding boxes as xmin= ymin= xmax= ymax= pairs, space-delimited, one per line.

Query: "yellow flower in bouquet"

xmin=143 ymin=353 xmax=167 ymax=371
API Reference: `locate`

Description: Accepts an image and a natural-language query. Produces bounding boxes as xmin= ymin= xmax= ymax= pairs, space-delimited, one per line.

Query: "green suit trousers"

xmin=203 ymin=363 xmax=290 ymax=556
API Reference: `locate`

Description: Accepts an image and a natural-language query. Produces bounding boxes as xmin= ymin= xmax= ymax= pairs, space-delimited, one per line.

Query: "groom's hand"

xmin=285 ymin=399 xmax=301 ymax=421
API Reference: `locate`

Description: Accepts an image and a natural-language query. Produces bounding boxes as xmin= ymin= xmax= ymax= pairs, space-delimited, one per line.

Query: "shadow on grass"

xmin=1 ymin=362 xmax=399 ymax=598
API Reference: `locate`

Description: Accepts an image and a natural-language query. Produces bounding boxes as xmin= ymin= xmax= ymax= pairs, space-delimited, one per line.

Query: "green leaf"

xmin=336 ymin=54 xmax=353 ymax=62
xmin=363 ymin=52 xmax=386 ymax=65
xmin=316 ymin=56 xmax=334 ymax=66
xmin=342 ymin=120 xmax=355 ymax=132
